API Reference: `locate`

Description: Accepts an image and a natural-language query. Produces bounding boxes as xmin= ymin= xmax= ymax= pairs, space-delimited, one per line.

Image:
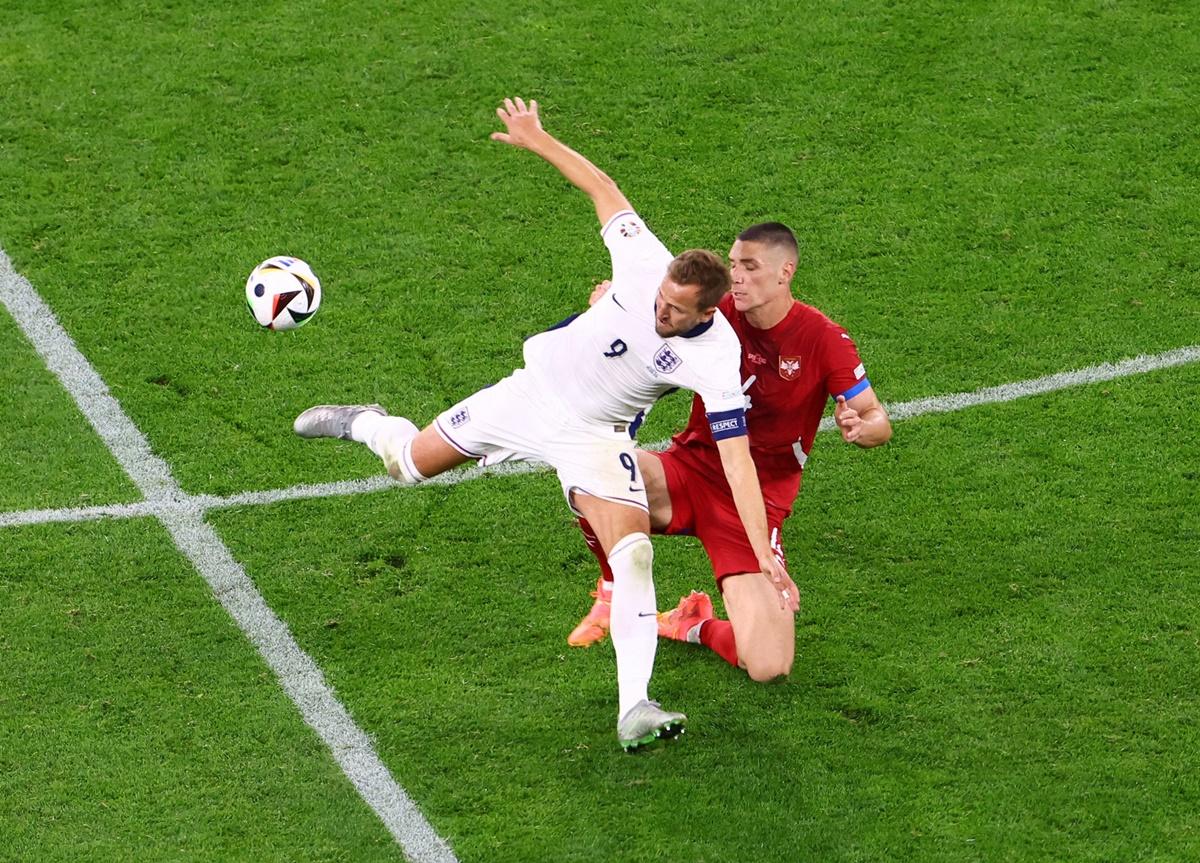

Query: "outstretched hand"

xmin=589 ymin=279 xmax=612 ymax=306
xmin=490 ymin=97 xmax=544 ymax=150
xmin=834 ymin=395 xmax=863 ymax=444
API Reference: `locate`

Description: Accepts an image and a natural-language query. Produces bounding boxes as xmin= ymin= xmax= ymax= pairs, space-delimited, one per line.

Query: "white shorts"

xmin=433 ymin=369 xmax=647 ymax=515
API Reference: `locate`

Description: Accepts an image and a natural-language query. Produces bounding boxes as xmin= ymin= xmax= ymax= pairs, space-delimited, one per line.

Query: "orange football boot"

xmin=567 ymin=576 xmax=613 ymax=647
xmin=658 ymin=591 xmax=714 ymax=641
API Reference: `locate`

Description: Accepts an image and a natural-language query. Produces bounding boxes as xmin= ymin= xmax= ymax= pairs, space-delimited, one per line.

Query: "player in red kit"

xmin=568 ymin=222 xmax=892 ymax=681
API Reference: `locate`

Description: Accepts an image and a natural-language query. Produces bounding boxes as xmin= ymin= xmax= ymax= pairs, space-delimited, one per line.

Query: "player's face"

xmin=654 ymin=278 xmax=714 ymax=337
xmin=728 ymin=240 xmax=794 ymax=313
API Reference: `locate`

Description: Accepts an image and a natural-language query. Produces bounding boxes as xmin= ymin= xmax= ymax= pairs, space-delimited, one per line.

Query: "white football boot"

xmin=293 ymin=404 xmax=386 ymax=440
xmin=617 ymin=699 xmax=686 ymax=751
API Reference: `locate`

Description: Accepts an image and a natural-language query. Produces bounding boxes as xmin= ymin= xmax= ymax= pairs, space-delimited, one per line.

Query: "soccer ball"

xmin=245 ymin=256 xmax=322 ymax=331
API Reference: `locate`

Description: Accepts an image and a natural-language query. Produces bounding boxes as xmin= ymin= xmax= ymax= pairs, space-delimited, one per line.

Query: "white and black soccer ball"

xmin=245 ymin=256 xmax=322 ymax=331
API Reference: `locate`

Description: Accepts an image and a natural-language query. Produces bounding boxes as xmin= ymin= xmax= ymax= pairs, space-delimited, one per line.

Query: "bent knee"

xmin=744 ymin=657 xmax=792 ymax=683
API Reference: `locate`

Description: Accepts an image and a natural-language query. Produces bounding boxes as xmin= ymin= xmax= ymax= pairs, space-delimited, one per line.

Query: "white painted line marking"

xmin=0 ymin=248 xmax=457 ymax=863
xmin=824 ymin=344 xmax=1200 ymax=429
xmin=0 ymin=500 xmax=158 ymax=528
xmin=4 ymin=342 xmax=1197 ymax=530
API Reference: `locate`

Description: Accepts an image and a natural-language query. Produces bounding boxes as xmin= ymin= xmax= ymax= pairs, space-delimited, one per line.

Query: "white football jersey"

xmin=522 ymin=210 xmax=745 ymax=426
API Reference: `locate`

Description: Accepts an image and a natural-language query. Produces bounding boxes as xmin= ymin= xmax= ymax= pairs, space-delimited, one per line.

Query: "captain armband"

xmin=838 ymin=377 xmax=872 ymax=401
xmin=706 ymin=407 xmax=748 ymax=441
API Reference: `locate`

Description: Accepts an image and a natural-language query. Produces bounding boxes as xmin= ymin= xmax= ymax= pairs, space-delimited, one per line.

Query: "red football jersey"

xmin=669 ymin=295 xmax=870 ymax=512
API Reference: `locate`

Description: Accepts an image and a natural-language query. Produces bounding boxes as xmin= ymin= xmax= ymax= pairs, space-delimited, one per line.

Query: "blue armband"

xmin=838 ymin=378 xmax=871 ymax=401
xmin=706 ymin=407 xmax=747 ymax=441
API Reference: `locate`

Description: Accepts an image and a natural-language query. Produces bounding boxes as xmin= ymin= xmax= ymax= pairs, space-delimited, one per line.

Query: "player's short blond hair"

xmin=668 ymin=249 xmax=731 ymax=310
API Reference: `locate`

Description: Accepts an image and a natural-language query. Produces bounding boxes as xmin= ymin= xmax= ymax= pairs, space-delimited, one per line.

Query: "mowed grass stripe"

xmin=0 ymin=520 xmax=404 ymax=862
xmin=0 ymin=247 xmax=456 ymax=863
xmin=0 ymin=307 xmax=139 ymax=513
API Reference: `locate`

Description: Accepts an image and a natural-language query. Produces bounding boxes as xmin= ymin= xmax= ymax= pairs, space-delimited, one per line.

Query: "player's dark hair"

xmin=737 ymin=222 xmax=799 ymax=260
xmin=668 ymin=249 xmax=731 ymax=309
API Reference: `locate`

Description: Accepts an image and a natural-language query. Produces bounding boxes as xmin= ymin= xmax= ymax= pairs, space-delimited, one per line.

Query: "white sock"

xmin=350 ymin=412 xmax=412 ymax=457
xmin=351 ymin=413 xmax=425 ymax=483
xmin=607 ymin=532 xmax=657 ymax=719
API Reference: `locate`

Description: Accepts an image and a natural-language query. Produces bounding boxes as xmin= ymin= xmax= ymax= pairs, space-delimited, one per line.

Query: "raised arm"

xmin=490 ymin=97 xmax=632 ymax=226
xmin=713 ymin=435 xmax=801 ymax=612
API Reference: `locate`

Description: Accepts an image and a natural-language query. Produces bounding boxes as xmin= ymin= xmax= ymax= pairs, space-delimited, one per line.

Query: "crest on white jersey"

xmin=653 ymin=345 xmax=683 ymax=374
xmin=449 ymin=407 xmax=471 ymax=428
xmin=779 ymin=356 xmax=802 ymax=380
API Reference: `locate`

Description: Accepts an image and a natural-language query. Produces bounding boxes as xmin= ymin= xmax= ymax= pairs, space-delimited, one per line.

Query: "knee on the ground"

xmin=744 ymin=655 xmax=792 ymax=683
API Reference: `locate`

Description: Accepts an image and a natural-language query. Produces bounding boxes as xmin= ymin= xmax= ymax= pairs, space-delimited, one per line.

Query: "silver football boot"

xmin=617 ymin=699 xmax=687 ymax=751
xmin=293 ymin=404 xmax=386 ymax=440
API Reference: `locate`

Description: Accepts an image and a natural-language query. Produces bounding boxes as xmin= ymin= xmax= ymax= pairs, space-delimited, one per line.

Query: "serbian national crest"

xmin=779 ymin=356 xmax=802 ymax=380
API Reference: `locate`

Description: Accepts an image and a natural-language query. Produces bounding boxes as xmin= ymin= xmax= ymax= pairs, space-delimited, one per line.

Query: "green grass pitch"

xmin=2 ymin=1 xmax=1198 ymax=861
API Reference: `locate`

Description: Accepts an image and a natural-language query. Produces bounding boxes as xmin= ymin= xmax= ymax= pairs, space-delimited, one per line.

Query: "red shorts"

xmin=656 ymin=445 xmax=791 ymax=585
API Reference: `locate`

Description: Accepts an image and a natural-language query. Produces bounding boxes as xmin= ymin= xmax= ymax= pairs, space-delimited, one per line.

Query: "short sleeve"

xmin=601 ymin=210 xmax=673 ymax=302
xmin=691 ymin=336 xmax=747 ymax=415
xmin=822 ymin=325 xmax=870 ymax=400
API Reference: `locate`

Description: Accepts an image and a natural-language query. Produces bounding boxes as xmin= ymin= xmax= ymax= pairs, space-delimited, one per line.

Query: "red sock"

xmin=577 ymin=518 xmax=615 ymax=586
xmin=699 ymin=619 xmax=739 ymax=667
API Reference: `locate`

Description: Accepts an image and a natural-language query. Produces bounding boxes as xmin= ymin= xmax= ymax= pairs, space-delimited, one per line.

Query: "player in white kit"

xmin=294 ymin=98 xmax=796 ymax=750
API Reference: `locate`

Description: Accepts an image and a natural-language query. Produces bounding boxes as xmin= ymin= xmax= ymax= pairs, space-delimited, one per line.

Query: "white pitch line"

xmin=4 ymin=341 xmax=1198 ymax=530
xmin=0 ymin=248 xmax=456 ymax=863
xmin=0 ymin=500 xmax=160 ymax=528
xmin=866 ymin=344 xmax=1200 ymax=425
